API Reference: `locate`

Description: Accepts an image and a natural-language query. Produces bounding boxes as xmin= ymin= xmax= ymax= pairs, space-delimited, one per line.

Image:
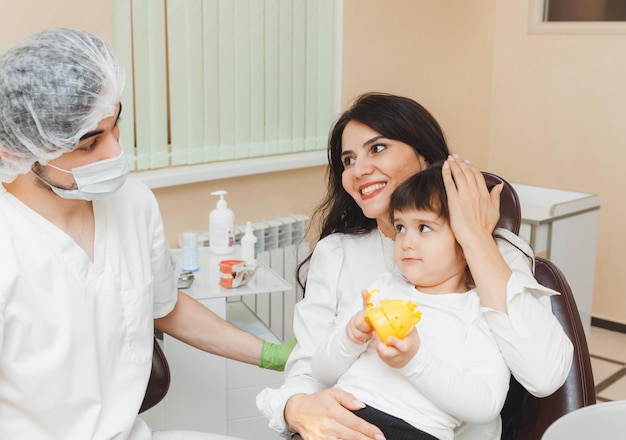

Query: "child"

xmin=311 ymin=162 xmax=513 ymax=440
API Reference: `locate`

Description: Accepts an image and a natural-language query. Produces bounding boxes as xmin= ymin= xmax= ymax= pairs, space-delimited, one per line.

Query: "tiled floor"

xmin=588 ymin=326 xmax=626 ymax=402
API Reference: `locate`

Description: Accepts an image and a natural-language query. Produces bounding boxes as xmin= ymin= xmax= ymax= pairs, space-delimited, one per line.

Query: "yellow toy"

xmin=365 ymin=289 xmax=422 ymax=344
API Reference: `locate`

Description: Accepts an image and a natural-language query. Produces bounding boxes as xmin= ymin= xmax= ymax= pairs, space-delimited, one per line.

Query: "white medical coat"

xmin=0 ymin=178 xmax=179 ymax=439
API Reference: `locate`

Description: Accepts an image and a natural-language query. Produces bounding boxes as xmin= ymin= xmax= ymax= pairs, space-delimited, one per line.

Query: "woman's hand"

xmin=442 ymin=154 xmax=502 ymax=249
xmin=285 ymin=389 xmax=385 ymax=440
xmin=443 ymin=154 xmax=511 ymax=313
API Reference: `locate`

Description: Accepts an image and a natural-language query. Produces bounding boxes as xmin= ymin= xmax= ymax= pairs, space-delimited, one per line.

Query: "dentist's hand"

xmin=259 ymin=337 xmax=297 ymax=371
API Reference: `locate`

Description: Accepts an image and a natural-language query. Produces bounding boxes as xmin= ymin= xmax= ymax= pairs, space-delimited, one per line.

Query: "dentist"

xmin=0 ymin=27 xmax=292 ymax=440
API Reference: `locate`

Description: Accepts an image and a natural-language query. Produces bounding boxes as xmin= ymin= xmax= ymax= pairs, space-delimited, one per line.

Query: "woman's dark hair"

xmin=298 ymin=93 xmax=451 ymax=290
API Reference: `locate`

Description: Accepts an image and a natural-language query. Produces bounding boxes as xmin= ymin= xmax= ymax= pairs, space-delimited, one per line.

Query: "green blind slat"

xmin=113 ymin=0 xmax=336 ymax=171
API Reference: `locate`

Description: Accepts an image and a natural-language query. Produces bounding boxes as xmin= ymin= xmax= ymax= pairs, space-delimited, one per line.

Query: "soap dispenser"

xmin=209 ymin=190 xmax=235 ymax=255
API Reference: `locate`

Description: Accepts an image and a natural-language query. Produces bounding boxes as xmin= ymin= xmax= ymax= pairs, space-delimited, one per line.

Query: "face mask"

xmin=36 ymin=150 xmax=130 ymax=201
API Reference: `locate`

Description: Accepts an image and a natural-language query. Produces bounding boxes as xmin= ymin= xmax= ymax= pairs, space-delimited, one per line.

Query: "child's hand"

xmin=346 ymin=289 xmax=374 ymax=345
xmin=373 ymin=326 xmax=420 ymax=368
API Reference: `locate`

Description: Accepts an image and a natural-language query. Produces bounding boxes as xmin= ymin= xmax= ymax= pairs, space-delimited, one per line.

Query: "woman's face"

xmin=340 ymin=120 xmax=427 ymax=234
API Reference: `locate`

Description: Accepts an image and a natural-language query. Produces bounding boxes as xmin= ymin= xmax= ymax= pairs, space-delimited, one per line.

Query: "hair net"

xmin=0 ymin=27 xmax=125 ymax=182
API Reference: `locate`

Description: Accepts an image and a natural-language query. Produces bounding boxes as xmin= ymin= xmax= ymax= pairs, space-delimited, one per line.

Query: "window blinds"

xmin=113 ymin=0 xmax=336 ymax=171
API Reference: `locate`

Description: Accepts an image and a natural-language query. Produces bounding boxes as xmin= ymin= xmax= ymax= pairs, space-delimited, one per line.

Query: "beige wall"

xmin=488 ymin=2 xmax=626 ymax=324
xmin=151 ymin=167 xmax=326 ymax=244
xmin=0 ymin=0 xmax=112 ymax=46
xmin=342 ymin=0 xmax=498 ymax=165
xmin=2 ymin=0 xmax=624 ymax=324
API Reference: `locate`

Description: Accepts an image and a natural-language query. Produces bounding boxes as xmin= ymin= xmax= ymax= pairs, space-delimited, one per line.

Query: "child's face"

xmin=393 ymin=208 xmax=468 ymax=294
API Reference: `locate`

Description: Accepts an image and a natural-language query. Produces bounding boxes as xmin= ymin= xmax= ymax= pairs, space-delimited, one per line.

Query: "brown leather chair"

xmin=500 ymin=256 xmax=596 ymax=439
xmin=483 ymin=171 xmax=522 ymax=234
xmin=139 ymin=336 xmax=170 ymax=413
xmin=483 ymin=172 xmax=596 ymax=439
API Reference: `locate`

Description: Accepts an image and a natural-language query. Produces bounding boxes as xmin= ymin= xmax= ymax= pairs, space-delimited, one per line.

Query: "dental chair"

xmin=140 ymin=337 xmax=246 ymax=440
xmin=483 ymin=172 xmax=596 ymax=440
xmin=499 ymin=254 xmax=596 ymax=439
xmin=140 ymin=336 xmax=170 ymax=414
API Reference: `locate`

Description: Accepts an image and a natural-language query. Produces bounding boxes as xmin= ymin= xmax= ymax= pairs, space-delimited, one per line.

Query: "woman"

xmin=256 ymin=93 xmax=573 ymax=440
xmin=311 ymin=162 xmax=517 ymax=440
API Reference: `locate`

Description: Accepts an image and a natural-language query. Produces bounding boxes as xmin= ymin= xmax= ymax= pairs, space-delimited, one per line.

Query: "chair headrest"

xmin=482 ymin=172 xmax=521 ymax=235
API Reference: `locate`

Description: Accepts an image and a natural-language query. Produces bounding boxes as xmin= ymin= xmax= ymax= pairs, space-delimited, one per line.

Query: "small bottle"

xmin=241 ymin=221 xmax=258 ymax=264
xmin=181 ymin=231 xmax=199 ymax=272
xmin=209 ymin=190 xmax=235 ymax=255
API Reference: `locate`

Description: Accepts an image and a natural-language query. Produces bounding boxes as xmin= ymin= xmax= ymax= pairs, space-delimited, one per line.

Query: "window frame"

xmin=529 ymin=0 xmax=626 ymax=34
xmin=132 ymin=150 xmax=328 ymax=189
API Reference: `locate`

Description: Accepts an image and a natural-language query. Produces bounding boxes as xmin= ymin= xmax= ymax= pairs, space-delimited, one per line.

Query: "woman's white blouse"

xmin=256 ymin=229 xmax=573 ymax=439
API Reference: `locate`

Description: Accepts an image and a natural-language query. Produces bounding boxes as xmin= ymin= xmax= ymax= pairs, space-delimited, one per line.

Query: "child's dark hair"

xmin=389 ymin=160 xmax=449 ymax=224
xmin=390 ymin=161 xmax=474 ymax=287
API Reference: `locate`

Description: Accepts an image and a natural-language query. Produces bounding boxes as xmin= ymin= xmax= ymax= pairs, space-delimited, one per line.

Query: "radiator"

xmin=228 ymin=214 xmax=310 ymax=342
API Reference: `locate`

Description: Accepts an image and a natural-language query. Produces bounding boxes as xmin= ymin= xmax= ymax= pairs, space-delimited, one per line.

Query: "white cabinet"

xmin=512 ymin=183 xmax=601 ymax=338
xmin=140 ymin=247 xmax=289 ymax=439
xmin=225 ymin=302 xmax=284 ymax=440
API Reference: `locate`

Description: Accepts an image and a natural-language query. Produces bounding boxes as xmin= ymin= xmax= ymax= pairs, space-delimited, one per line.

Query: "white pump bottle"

xmin=241 ymin=221 xmax=258 ymax=264
xmin=209 ymin=190 xmax=235 ymax=254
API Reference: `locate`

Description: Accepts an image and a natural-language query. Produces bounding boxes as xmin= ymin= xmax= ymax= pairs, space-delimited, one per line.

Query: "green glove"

xmin=259 ymin=337 xmax=297 ymax=371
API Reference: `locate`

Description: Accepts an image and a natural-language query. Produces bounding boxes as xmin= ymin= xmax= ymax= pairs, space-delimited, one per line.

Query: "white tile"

xmin=591 ymin=357 xmax=624 ymax=386
xmin=588 ymin=327 xmax=626 ymax=364
xmin=597 ymin=373 xmax=626 ymax=401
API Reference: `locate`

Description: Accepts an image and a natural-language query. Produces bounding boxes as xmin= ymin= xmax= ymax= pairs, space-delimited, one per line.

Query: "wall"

xmin=151 ymin=167 xmax=326 ymax=245
xmin=1 ymin=0 xmax=624 ymax=324
xmin=0 ymin=0 xmax=112 ymax=45
xmin=488 ymin=1 xmax=626 ymax=324
xmin=342 ymin=0 xmax=498 ymax=166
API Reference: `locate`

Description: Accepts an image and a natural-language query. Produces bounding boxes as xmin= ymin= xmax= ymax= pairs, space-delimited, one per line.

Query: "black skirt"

xmin=352 ymin=404 xmax=439 ymax=440
xmin=290 ymin=404 xmax=440 ymax=440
